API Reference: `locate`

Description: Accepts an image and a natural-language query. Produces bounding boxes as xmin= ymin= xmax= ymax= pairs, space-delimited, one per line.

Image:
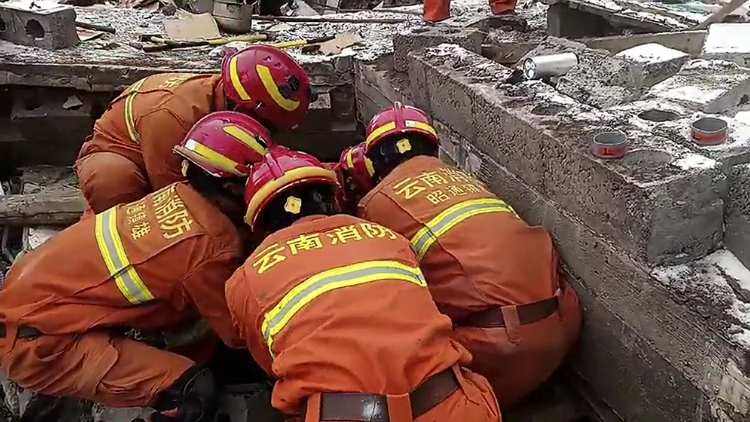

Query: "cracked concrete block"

xmin=615 ymin=43 xmax=690 ymax=87
xmin=0 ymin=2 xmax=79 ymax=50
xmin=393 ymin=27 xmax=486 ymax=73
xmin=645 ymin=59 xmax=750 ymax=114
xmin=608 ymin=100 xmax=750 ymax=166
xmin=518 ymin=37 xmax=645 ymax=108
xmin=408 ymin=44 xmax=726 ymax=266
xmin=726 ymin=164 xmax=750 ymax=270
xmin=700 ymin=23 xmax=750 ymax=67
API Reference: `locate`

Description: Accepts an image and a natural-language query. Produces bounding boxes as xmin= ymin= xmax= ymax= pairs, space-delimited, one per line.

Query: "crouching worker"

xmin=0 ymin=113 xmax=268 ymax=422
xmin=341 ymin=102 xmax=582 ymax=408
xmin=225 ymin=147 xmax=502 ymax=422
xmin=76 ymin=45 xmax=311 ymax=215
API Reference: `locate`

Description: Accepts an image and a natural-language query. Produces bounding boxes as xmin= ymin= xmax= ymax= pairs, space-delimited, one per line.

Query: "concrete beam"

xmin=408 ymin=44 xmax=726 ymax=266
xmin=437 ymin=121 xmax=750 ymax=422
xmin=392 ymin=26 xmax=486 ymax=73
xmin=725 ymin=164 xmax=750 ymax=269
xmin=0 ymin=2 xmax=79 ymax=50
xmin=700 ymin=24 xmax=750 ymax=67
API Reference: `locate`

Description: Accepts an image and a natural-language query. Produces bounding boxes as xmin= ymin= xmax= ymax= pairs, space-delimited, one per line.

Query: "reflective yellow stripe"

xmin=365 ymin=157 xmax=375 ymax=176
xmin=405 ymin=120 xmax=437 ymax=137
xmin=261 ymin=260 xmax=426 ymax=354
xmin=183 ymin=139 xmax=243 ymax=175
xmin=256 ymin=64 xmax=301 ymax=112
xmin=229 ymin=55 xmax=252 ymax=102
xmin=365 ymin=121 xmax=396 ymax=146
xmin=222 ymin=125 xmax=267 ymax=155
xmin=346 ymin=149 xmax=354 ymax=169
xmin=125 ymin=78 xmax=148 ymax=144
xmin=94 ymin=208 xmax=155 ymax=305
xmin=411 ymin=198 xmax=515 ymax=259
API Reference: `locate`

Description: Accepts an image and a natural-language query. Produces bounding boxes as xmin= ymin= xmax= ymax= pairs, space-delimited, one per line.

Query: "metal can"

xmin=523 ymin=53 xmax=579 ymax=80
xmin=691 ymin=117 xmax=728 ymax=146
xmin=592 ymin=130 xmax=629 ymax=159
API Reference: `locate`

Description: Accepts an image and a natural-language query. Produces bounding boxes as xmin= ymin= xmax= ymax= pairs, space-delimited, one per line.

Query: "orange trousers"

xmin=452 ymin=286 xmax=581 ymax=408
xmin=75 ymin=151 xmax=150 ymax=214
xmin=423 ymin=0 xmax=516 ymax=22
xmin=301 ymin=366 xmax=502 ymax=422
xmin=0 ymin=331 xmax=194 ymax=408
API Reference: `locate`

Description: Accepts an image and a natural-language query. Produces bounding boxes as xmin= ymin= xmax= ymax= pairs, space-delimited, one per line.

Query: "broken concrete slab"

xmin=0 ymin=1 xmax=79 ymax=50
xmin=700 ymin=23 xmax=750 ymax=67
xmin=408 ymin=44 xmax=726 ymax=266
xmin=644 ymin=59 xmax=750 ymax=115
xmin=354 ymin=56 xmax=411 ymax=123
xmin=615 ymin=43 xmax=690 ymax=87
xmin=580 ymin=30 xmax=708 ymax=57
xmin=392 ymin=26 xmax=486 ymax=73
xmin=725 ymin=164 xmax=750 ymax=270
xmin=518 ymin=37 xmax=645 ymax=109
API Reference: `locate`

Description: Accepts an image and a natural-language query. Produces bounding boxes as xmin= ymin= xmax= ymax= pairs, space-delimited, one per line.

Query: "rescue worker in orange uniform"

xmin=0 ymin=113 xmax=270 ymax=422
xmin=224 ymin=147 xmax=502 ymax=422
xmin=334 ymin=102 xmax=582 ymax=408
xmin=76 ymin=44 xmax=313 ymax=215
xmin=423 ymin=0 xmax=515 ymax=23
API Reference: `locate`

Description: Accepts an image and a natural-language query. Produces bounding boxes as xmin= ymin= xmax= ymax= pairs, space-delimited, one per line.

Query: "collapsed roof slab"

xmin=408 ymin=44 xmax=726 ymax=267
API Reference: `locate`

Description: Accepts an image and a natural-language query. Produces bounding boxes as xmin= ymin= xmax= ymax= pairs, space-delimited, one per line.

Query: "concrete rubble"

xmin=8 ymin=0 xmax=750 ymax=421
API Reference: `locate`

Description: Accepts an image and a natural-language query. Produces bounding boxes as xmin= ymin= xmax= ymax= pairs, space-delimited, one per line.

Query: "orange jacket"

xmin=358 ymin=156 xmax=560 ymax=320
xmin=0 ymin=182 xmax=244 ymax=349
xmin=225 ymin=214 xmax=469 ymax=415
xmin=78 ymin=74 xmax=225 ymax=191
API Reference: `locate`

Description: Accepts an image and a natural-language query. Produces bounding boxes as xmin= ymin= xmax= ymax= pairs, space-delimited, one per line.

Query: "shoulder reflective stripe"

xmin=261 ymin=260 xmax=426 ymax=353
xmin=125 ymin=78 xmax=148 ymax=144
xmin=94 ymin=208 xmax=155 ymax=305
xmin=411 ymin=198 xmax=514 ymax=259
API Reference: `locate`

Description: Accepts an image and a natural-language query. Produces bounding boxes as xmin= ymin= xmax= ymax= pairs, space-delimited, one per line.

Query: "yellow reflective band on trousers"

xmin=95 ymin=208 xmax=155 ymax=305
xmin=411 ymin=198 xmax=515 ymax=259
xmin=125 ymin=78 xmax=148 ymax=144
xmin=261 ymin=260 xmax=427 ymax=355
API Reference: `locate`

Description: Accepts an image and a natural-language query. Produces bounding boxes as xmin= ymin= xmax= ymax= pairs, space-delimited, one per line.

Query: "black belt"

xmin=456 ymin=296 xmax=560 ymax=329
xmin=310 ymin=368 xmax=459 ymax=422
xmin=0 ymin=323 xmax=43 ymax=339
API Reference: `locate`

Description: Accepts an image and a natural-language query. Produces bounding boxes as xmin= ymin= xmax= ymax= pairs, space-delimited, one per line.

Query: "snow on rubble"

xmin=653 ymin=250 xmax=750 ymax=351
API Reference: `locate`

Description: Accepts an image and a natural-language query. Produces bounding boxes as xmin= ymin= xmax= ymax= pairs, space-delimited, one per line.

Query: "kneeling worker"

xmin=225 ymin=147 xmax=501 ymax=422
xmin=76 ymin=45 xmax=311 ymax=214
xmin=0 ymin=113 xmax=268 ymax=422
xmin=337 ymin=102 xmax=582 ymax=408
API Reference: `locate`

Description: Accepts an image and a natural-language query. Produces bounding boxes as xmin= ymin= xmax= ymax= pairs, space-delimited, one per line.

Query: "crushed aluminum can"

xmin=523 ymin=53 xmax=578 ymax=80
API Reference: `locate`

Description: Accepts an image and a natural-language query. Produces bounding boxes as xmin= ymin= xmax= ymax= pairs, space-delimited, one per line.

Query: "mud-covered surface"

xmin=0 ymin=0 xmax=501 ymax=71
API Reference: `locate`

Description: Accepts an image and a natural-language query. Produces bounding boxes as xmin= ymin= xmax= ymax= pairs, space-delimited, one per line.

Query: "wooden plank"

xmin=0 ymin=190 xmax=85 ymax=226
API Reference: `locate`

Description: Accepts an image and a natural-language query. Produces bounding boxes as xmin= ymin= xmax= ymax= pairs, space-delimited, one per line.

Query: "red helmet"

xmin=221 ymin=45 xmax=312 ymax=130
xmin=244 ymin=146 xmax=339 ymax=229
xmin=174 ymin=111 xmax=273 ymax=178
xmin=338 ymin=142 xmax=375 ymax=193
xmin=364 ymin=102 xmax=440 ymax=154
